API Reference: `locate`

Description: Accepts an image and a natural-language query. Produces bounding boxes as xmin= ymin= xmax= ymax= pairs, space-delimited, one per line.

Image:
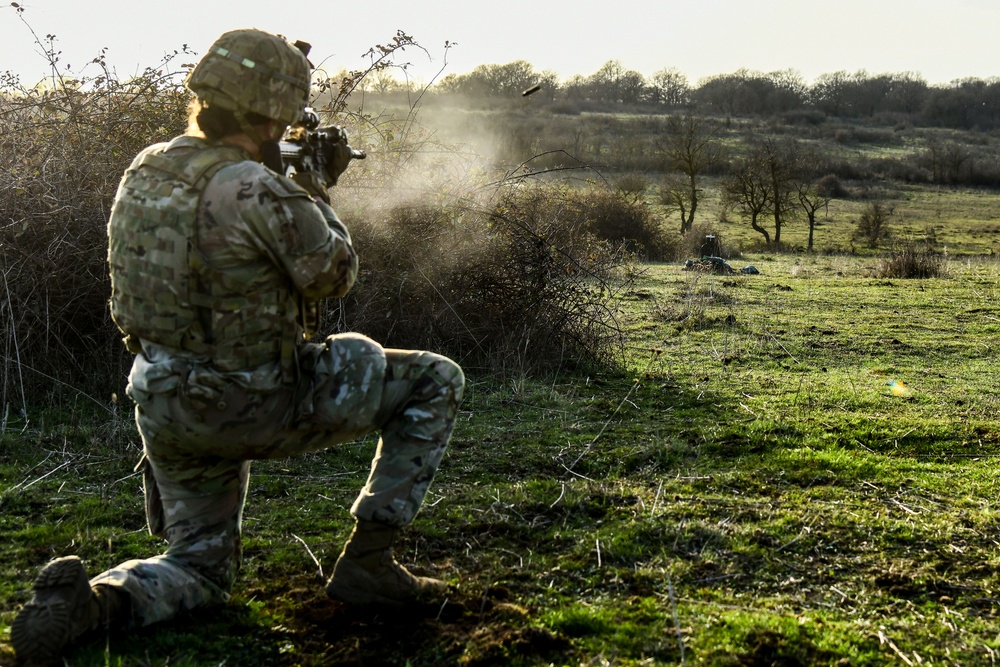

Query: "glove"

xmin=291 ymin=171 xmax=331 ymax=205
xmin=321 ymin=127 xmax=354 ymax=186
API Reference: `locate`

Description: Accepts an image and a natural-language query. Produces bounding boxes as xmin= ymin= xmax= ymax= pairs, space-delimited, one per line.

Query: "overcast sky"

xmin=4 ymin=0 xmax=999 ymax=88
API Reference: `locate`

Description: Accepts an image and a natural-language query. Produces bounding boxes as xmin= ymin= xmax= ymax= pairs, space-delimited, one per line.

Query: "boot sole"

xmin=11 ymin=556 xmax=91 ymax=664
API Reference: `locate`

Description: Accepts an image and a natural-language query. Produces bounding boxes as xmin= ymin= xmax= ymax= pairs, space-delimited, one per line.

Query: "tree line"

xmin=416 ymin=60 xmax=1000 ymax=131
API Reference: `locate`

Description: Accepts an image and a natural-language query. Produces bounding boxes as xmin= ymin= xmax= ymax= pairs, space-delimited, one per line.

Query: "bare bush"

xmin=1 ymin=51 xmax=192 ymax=406
xmin=568 ymin=187 xmax=675 ymax=261
xmin=815 ymin=173 xmax=848 ymax=198
xmin=853 ymin=201 xmax=894 ymax=249
xmin=614 ymin=172 xmax=650 ymax=200
xmin=875 ymin=242 xmax=947 ymax=279
xmin=336 ymin=183 xmax=634 ymax=376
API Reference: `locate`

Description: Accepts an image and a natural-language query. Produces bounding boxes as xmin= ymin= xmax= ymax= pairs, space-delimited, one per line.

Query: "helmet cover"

xmin=186 ymin=28 xmax=311 ymax=126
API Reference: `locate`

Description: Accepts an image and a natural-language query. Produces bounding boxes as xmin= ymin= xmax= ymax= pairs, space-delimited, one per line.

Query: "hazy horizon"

xmin=4 ymin=0 xmax=998 ymax=89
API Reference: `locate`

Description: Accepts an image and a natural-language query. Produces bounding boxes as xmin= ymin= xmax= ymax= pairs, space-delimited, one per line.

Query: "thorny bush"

xmin=0 ymin=49 xmax=193 ymax=410
xmin=332 ymin=183 xmax=634 ymax=377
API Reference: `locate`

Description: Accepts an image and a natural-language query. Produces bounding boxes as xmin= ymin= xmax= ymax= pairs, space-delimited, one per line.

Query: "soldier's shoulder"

xmin=127 ymin=141 xmax=171 ymax=170
xmin=213 ymin=161 xmax=311 ymax=200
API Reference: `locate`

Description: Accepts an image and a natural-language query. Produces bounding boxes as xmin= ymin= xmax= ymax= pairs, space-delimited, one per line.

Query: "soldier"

xmin=12 ymin=28 xmax=465 ymax=664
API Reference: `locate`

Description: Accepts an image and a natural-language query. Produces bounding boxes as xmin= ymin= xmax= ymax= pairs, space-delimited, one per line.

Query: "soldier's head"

xmin=185 ymin=29 xmax=312 ymax=145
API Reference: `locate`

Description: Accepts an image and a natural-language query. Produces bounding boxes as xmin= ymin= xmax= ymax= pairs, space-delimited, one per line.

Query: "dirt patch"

xmin=255 ymin=580 xmax=571 ymax=666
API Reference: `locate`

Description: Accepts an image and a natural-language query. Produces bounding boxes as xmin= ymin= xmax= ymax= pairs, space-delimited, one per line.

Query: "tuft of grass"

xmin=876 ymin=241 xmax=948 ymax=278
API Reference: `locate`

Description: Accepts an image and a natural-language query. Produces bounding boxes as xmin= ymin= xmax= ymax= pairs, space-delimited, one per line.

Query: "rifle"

xmin=279 ymin=107 xmax=365 ymax=182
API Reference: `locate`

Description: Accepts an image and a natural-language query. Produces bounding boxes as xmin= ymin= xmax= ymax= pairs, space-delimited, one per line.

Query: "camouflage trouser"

xmin=91 ymin=333 xmax=464 ymax=627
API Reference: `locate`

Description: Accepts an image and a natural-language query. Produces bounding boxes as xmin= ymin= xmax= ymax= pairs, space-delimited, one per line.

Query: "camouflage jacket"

xmin=108 ymin=135 xmax=357 ymax=392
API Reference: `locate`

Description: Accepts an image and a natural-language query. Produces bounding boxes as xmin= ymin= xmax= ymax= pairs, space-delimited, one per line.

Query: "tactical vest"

xmin=108 ymin=137 xmax=302 ymax=375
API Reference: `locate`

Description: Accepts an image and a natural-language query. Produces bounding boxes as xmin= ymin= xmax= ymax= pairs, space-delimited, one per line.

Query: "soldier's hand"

xmin=291 ymin=170 xmax=331 ymax=205
xmin=322 ymin=127 xmax=354 ymax=186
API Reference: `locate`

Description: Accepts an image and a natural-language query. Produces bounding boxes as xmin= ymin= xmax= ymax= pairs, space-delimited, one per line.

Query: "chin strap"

xmin=233 ymin=110 xmax=285 ymax=173
xmin=259 ymin=140 xmax=284 ymax=174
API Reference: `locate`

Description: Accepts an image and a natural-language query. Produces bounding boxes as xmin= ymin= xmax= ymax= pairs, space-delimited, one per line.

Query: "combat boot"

xmin=11 ymin=556 xmax=131 ymax=664
xmin=325 ymin=520 xmax=447 ymax=605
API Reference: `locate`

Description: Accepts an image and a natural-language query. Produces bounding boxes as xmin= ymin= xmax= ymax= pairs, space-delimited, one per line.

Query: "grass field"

xmin=652 ymin=178 xmax=1000 ymax=257
xmin=3 ymin=253 xmax=1000 ymax=666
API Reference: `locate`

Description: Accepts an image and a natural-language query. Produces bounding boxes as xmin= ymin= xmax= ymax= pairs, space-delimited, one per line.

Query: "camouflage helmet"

xmin=186 ymin=29 xmax=311 ymax=127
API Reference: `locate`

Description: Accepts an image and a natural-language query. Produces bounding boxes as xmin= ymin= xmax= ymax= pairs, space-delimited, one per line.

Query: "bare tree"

xmin=650 ymin=67 xmax=690 ymax=107
xmin=796 ymin=180 xmax=831 ymax=253
xmin=722 ymin=151 xmax=774 ymax=246
xmin=758 ymin=138 xmax=802 ymax=246
xmin=658 ymin=114 xmax=724 ymax=234
xmin=792 ymin=145 xmax=833 ymax=253
xmin=588 ymin=60 xmax=647 ymax=104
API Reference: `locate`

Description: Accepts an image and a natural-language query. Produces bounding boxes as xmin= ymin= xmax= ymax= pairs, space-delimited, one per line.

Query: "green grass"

xmin=4 ymin=255 xmax=1000 ymax=665
xmin=654 ymin=178 xmax=1000 ymax=255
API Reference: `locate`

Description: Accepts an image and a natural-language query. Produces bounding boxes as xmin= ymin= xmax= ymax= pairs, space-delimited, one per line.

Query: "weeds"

xmin=876 ymin=241 xmax=947 ymax=278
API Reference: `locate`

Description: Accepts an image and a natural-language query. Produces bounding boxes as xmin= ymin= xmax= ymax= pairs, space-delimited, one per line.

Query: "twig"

xmin=665 ymin=570 xmax=688 ymax=667
xmin=568 ymin=378 xmax=641 ymax=470
xmin=435 ymin=597 xmax=450 ymax=622
xmin=1 ymin=266 xmax=28 ymax=423
xmin=877 ymin=628 xmax=914 ymax=666
xmin=559 ymin=463 xmax=595 ymax=482
xmin=290 ymin=534 xmax=323 ymax=580
xmin=548 ymin=482 xmax=566 ymax=509
xmin=650 ymin=479 xmax=663 ymax=517
xmin=414 ymin=264 xmax=486 ymax=355
xmin=10 ymin=459 xmax=72 ymax=493
xmin=776 ymin=535 xmax=804 ymax=553
xmin=886 ymin=497 xmax=919 ymax=515
xmin=0 ymin=354 xmax=111 ymax=415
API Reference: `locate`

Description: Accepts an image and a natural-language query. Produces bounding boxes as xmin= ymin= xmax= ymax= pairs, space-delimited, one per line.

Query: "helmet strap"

xmin=233 ymin=110 xmax=268 ymax=146
xmin=234 ymin=110 xmax=285 ymax=173
xmin=259 ymin=140 xmax=284 ymax=174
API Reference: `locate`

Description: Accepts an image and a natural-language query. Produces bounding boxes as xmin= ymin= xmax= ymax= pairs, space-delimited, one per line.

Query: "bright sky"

xmin=4 ymin=0 xmax=999 ymax=88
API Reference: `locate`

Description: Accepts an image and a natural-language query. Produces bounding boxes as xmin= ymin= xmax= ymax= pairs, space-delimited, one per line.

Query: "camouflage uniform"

xmin=100 ymin=135 xmax=464 ymax=627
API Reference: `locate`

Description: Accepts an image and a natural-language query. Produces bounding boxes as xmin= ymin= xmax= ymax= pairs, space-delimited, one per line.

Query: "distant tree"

xmin=587 ymin=60 xmax=647 ymax=104
xmin=886 ymin=72 xmax=929 ymax=114
xmin=722 ymin=150 xmax=774 ymax=246
xmin=810 ymin=70 xmax=928 ymax=119
xmin=561 ymin=73 xmax=592 ymax=103
xmin=764 ymin=69 xmax=807 ymax=113
xmin=649 ymin=67 xmax=690 ymax=107
xmin=922 ymin=77 xmax=1000 ymax=130
xmin=693 ymin=70 xmax=754 ymax=116
xmin=693 ymin=69 xmax=800 ymax=116
xmin=490 ymin=60 xmax=539 ymax=96
xmin=796 ymin=178 xmax=832 ymax=253
xmin=758 ymin=138 xmax=802 ymax=246
xmin=368 ymin=68 xmax=402 ymax=93
xmin=849 ymin=70 xmax=894 ymax=116
xmin=439 ymin=60 xmax=540 ymax=98
xmin=783 ymin=144 xmax=835 ymax=253
xmin=920 ymin=140 xmax=974 ymax=184
xmin=810 ymin=70 xmax=851 ymax=116
xmin=531 ymin=70 xmax=561 ymax=102
xmin=435 ymin=72 xmax=462 ymax=93
xmin=657 ymin=113 xmax=725 ymax=234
